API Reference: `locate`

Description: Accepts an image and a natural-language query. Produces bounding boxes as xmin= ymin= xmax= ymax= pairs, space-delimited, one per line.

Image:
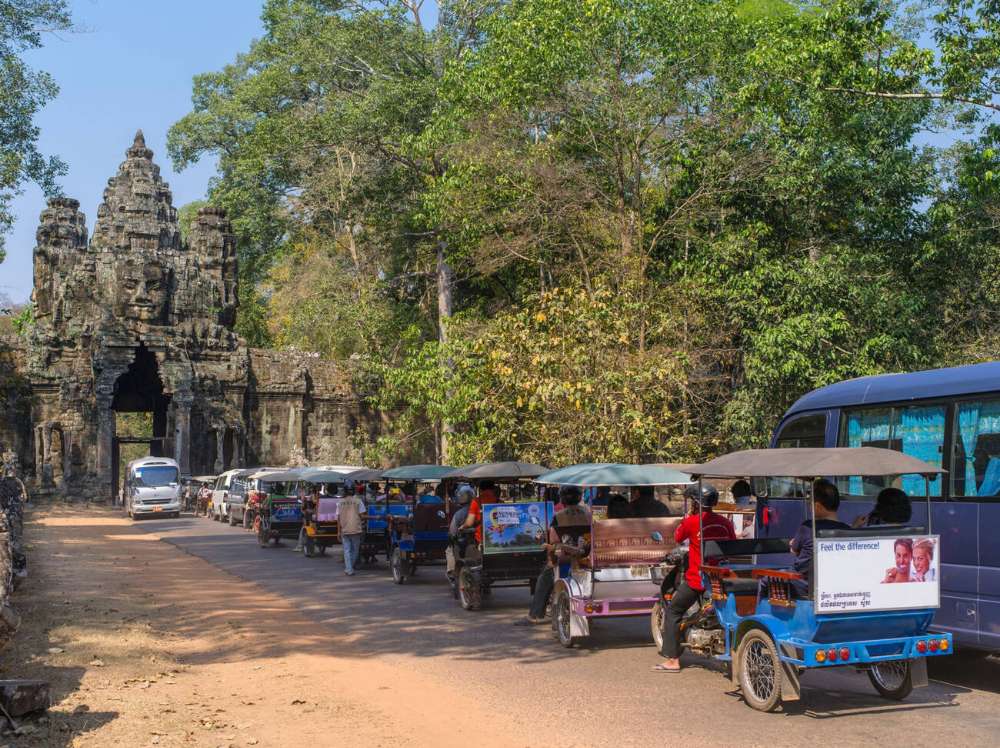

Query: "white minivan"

xmin=210 ymin=469 xmax=243 ymax=522
xmin=124 ymin=457 xmax=182 ymax=519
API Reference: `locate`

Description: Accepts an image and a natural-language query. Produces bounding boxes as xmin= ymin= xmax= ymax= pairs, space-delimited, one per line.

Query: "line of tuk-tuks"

xmin=179 ymin=448 xmax=952 ymax=713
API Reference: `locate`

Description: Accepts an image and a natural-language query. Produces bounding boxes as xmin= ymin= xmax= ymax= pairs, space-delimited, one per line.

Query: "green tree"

xmin=0 ymin=0 xmax=72 ymax=262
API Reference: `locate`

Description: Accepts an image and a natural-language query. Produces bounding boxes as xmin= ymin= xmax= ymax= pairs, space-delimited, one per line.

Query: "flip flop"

xmin=651 ymin=663 xmax=681 ymax=673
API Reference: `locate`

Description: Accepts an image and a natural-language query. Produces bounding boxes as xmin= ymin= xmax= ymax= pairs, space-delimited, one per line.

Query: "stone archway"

xmin=109 ymin=343 xmax=171 ymax=497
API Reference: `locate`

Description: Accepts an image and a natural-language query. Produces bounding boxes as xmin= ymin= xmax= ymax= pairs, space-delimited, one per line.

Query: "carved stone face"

xmin=120 ymin=261 xmax=170 ymax=323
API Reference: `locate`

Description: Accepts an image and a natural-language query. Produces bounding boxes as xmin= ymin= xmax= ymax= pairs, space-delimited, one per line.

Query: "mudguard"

xmin=555 ymin=578 xmax=590 ymax=638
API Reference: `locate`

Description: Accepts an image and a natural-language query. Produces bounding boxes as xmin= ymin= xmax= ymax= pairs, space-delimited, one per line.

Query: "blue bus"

xmin=769 ymin=361 xmax=1000 ymax=651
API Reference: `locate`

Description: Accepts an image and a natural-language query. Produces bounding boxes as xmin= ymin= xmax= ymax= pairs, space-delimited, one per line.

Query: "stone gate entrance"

xmin=1 ymin=131 xmax=387 ymax=500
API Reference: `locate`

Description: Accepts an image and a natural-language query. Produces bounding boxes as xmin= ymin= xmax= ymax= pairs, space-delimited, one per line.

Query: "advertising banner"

xmin=815 ymin=534 xmax=940 ymax=613
xmin=482 ymin=501 xmax=549 ymax=555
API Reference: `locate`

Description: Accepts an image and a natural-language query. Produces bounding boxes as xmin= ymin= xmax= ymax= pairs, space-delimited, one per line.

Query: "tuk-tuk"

xmin=254 ymin=468 xmax=306 ymax=547
xmin=533 ymin=463 xmax=694 ymax=648
xmin=380 ymin=464 xmax=455 ymax=583
xmin=447 ymin=461 xmax=550 ymax=609
xmin=190 ymin=475 xmax=216 ymax=516
xmin=653 ymin=447 xmax=952 ymax=712
xmin=297 ymin=467 xmax=362 ymax=557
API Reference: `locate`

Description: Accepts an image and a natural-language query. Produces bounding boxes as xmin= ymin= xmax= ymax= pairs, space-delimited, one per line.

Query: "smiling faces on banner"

xmin=883 ymin=537 xmax=936 ymax=583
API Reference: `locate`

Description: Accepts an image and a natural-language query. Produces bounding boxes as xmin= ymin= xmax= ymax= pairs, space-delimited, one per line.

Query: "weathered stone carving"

xmin=0 ymin=132 xmax=381 ymax=499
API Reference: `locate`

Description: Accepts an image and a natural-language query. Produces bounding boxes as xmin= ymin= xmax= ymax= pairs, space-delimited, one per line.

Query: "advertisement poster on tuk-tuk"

xmin=482 ymin=502 xmax=549 ymax=555
xmin=815 ymin=534 xmax=940 ymax=613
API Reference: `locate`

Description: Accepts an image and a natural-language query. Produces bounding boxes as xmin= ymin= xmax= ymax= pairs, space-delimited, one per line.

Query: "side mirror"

xmin=651 ymin=531 xmax=664 ymax=543
xmin=436 ymin=510 xmax=447 ymax=519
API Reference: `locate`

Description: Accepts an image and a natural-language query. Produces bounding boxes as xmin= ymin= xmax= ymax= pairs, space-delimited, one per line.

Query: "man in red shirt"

xmin=462 ymin=481 xmax=499 ymax=544
xmin=654 ymin=483 xmax=735 ymax=673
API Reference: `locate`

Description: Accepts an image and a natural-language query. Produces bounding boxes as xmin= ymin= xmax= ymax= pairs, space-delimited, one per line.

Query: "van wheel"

xmin=737 ymin=629 xmax=782 ymax=712
xmin=868 ymin=661 xmax=913 ymax=700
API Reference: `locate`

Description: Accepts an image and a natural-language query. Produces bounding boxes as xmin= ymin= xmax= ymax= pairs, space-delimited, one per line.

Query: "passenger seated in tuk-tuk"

xmin=654 ymin=484 xmax=735 ymax=673
xmin=517 ymin=486 xmax=590 ymax=626
xmin=853 ymin=486 xmax=911 ymax=528
xmin=630 ymin=486 xmax=670 ymax=517
xmin=774 ymin=479 xmax=850 ymax=599
xmin=606 ymin=493 xmax=631 ymax=518
xmin=418 ymin=483 xmax=445 ymax=505
xmin=461 ymin=480 xmax=499 ymax=543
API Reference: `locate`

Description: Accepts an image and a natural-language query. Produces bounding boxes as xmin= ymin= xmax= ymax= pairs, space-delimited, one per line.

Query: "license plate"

xmin=629 ymin=565 xmax=651 ymax=579
xmin=153 ymin=507 xmax=163 ymax=512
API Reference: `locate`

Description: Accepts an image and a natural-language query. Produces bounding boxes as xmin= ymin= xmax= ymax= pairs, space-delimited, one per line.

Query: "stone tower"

xmin=0 ymin=131 xmax=388 ymax=499
xmin=27 ymin=131 xmax=246 ymax=496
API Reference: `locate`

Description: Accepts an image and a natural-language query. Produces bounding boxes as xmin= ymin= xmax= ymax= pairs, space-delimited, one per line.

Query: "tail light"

xmin=815 ymin=650 xmax=826 ymax=663
xmin=939 ymin=638 xmax=949 ymax=651
xmin=929 ymin=639 xmax=940 ymax=652
xmin=827 ymin=648 xmax=838 ymax=662
xmin=916 ymin=640 xmax=927 ymax=654
xmin=839 ymin=647 xmax=850 ymax=661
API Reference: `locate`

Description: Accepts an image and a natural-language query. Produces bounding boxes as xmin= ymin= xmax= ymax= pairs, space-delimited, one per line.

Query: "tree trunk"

xmin=436 ymin=241 xmax=454 ymax=462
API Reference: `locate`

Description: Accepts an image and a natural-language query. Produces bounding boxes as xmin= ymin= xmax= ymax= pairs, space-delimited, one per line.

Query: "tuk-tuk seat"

xmin=703 ymin=538 xmax=791 ymax=557
xmin=816 ymin=524 xmax=926 ymax=538
xmin=316 ymin=498 xmax=339 ymax=523
xmin=751 ymin=568 xmax=803 ymax=607
xmin=412 ymin=503 xmax=448 ymax=533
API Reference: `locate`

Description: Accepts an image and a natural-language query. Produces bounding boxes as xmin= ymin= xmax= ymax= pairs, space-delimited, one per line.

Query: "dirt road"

xmin=3 ymin=506 xmax=999 ymax=747
xmin=0 ymin=507 xmax=528 ymax=747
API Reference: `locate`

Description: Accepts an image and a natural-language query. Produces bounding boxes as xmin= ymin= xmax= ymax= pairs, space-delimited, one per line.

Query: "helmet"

xmin=454 ymin=483 xmax=475 ymax=505
xmin=684 ymin=483 xmax=719 ymax=508
xmin=558 ymin=485 xmax=582 ymax=503
xmin=342 ymin=479 xmax=355 ymax=494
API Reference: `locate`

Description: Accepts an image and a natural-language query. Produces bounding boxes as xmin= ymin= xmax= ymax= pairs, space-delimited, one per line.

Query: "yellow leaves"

xmin=535 ymin=312 xmax=546 ymax=323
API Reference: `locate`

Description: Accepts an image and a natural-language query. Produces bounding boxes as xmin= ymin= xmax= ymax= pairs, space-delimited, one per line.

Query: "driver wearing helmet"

xmin=446 ymin=483 xmax=476 ymax=582
xmin=654 ymin=483 xmax=735 ymax=673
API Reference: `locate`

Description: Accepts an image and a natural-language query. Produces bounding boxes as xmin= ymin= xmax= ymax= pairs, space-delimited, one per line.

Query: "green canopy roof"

xmin=444 ymin=461 xmax=549 ymax=480
xmin=380 ymin=464 xmax=455 ymax=481
xmin=534 ymin=463 xmax=693 ymax=487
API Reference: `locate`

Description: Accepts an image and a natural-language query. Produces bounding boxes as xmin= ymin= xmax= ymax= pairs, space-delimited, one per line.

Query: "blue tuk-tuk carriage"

xmin=654 ymin=447 xmax=952 ymax=712
xmin=254 ymin=468 xmax=307 ymax=547
xmin=380 ymin=464 xmax=455 ymax=583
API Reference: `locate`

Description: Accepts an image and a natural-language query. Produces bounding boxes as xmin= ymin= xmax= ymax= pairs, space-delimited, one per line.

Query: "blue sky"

xmin=1 ymin=0 xmax=267 ymax=302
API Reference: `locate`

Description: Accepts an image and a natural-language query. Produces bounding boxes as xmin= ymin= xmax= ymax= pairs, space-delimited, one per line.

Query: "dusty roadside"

xmin=0 ymin=505 xmax=525 ymax=748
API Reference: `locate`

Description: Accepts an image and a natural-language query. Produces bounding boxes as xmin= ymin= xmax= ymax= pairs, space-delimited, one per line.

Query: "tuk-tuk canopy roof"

xmin=299 ymin=470 xmax=354 ymax=484
xmin=535 ymin=463 xmax=694 ymax=487
xmin=684 ymin=448 xmax=947 ymax=479
xmin=342 ymin=467 xmax=385 ymax=482
xmin=380 ymin=464 xmax=455 ymax=481
xmin=445 ymin=461 xmax=549 ymax=480
xmin=190 ymin=475 xmax=217 ymax=483
xmin=254 ymin=468 xmax=306 ymax=482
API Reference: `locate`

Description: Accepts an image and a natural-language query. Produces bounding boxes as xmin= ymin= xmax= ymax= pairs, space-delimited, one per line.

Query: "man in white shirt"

xmin=337 ymin=480 xmax=367 ymax=576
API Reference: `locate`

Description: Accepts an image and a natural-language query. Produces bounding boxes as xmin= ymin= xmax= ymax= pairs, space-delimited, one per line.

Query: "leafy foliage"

xmin=0 ymin=0 xmax=71 ymax=261
xmin=171 ymin=0 xmax=1000 ymax=463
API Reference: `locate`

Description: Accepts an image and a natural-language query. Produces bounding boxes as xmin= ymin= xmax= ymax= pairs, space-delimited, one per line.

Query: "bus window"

xmin=774 ymin=414 xmax=826 ymax=448
xmin=840 ymin=405 xmax=945 ymax=497
xmin=953 ymin=398 xmax=1000 ymax=498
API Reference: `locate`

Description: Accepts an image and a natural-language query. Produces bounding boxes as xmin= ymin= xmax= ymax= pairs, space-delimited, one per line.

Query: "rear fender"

xmin=910 ymin=656 xmax=928 ymax=688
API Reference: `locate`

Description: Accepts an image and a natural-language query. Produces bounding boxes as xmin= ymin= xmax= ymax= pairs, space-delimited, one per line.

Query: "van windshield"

xmin=134 ymin=466 xmax=179 ymax=487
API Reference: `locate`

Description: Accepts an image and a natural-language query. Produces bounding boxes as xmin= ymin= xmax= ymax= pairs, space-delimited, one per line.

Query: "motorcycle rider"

xmin=446 ymin=483 xmax=476 ymax=583
xmin=654 ymin=483 xmax=735 ymax=673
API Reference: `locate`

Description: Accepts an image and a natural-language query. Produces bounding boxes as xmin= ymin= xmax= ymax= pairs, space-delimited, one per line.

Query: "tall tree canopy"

xmin=171 ymin=0 xmax=1000 ymax=463
xmin=0 ymin=0 xmax=71 ymax=263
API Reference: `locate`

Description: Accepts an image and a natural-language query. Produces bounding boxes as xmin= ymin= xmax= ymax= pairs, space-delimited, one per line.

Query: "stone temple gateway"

xmin=1 ymin=132 xmax=382 ymax=498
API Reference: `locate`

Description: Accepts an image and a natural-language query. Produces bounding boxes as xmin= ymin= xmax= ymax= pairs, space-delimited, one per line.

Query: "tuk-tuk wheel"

xmin=391 ymin=548 xmax=407 ymax=584
xmin=737 ymin=629 xmax=782 ymax=712
xmin=650 ymin=600 xmax=666 ymax=654
xmin=458 ymin=568 xmax=481 ymax=611
xmin=553 ymin=589 xmax=578 ymax=648
xmin=868 ymin=661 xmax=913 ymax=701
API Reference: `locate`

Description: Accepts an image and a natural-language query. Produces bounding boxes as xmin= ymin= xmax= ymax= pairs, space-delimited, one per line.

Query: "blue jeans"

xmin=342 ymin=533 xmax=362 ymax=574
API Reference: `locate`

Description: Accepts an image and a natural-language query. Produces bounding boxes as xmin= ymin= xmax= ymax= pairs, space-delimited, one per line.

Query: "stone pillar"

xmin=96 ymin=406 xmax=115 ymax=500
xmin=62 ymin=430 xmax=73 ymax=486
xmin=173 ymin=399 xmax=192 ymax=476
xmin=214 ymin=430 xmax=225 ymax=474
xmin=40 ymin=425 xmax=52 ymax=486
